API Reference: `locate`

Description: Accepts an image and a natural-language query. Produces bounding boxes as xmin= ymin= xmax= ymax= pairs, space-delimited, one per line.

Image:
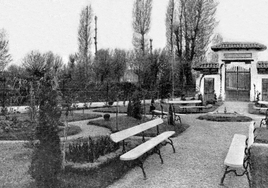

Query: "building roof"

xmin=193 ymin=62 xmax=219 ymax=70
xmin=211 ymin=42 xmax=267 ymax=52
xmin=257 ymin=61 xmax=268 ymax=68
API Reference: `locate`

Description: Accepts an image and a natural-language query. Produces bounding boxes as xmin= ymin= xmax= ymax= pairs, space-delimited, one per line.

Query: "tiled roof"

xmin=257 ymin=61 xmax=268 ymax=68
xmin=211 ymin=42 xmax=267 ymax=51
xmin=193 ymin=63 xmax=219 ymax=70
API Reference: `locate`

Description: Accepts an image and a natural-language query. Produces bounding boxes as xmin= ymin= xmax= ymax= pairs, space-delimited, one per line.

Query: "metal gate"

xmin=225 ymin=66 xmax=250 ymax=101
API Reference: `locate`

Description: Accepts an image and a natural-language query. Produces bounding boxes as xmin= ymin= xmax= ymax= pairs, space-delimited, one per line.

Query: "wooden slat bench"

xmin=110 ymin=118 xmax=176 ymax=179
xmin=220 ymin=121 xmax=256 ymax=186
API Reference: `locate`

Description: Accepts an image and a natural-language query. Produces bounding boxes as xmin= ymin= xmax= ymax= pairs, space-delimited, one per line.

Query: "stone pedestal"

xmin=250 ymin=143 xmax=268 ymax=188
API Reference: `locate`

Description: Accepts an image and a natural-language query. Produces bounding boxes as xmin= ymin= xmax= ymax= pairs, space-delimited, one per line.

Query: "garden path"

xmin=107 ymin=102 xmax=264 ymax=188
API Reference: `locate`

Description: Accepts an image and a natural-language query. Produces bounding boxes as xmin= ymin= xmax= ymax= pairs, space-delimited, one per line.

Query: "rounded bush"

xmin=103 ymin=114 xmax=110 ymax=121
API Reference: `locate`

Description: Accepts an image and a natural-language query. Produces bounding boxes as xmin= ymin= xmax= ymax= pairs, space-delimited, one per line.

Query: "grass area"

xmin=93 ymin=102 xmax=222 ymax=114
xmin=0 ymin=143 xmax=33 ymax=187
xmin=89 ymin=115 xmax=189 ymax=138
xmin=60 ymin=112 xmax=102 ymax=122
xmin=1 ymin=115 xmax=189 ymax=188
xmin=58 ymin=125 xmax=82 ymax=137
xmin=0 ymin=142 xmax=131 ymax=188
xmin=0 ymin=113 xmax=100 ymax=140
xmin=197 ymin=113 xmax=253 ymax=122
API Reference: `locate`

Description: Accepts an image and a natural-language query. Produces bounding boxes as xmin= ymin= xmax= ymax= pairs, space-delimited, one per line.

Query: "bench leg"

xmin=136 ymin=159 xmax=147 ymax=180
xmin=220 ymin=165 xmax=250 ymax=186
xmin=153 ymin=146 xmax=164 ymax=164
xmin=220 ymin=166 xmax=229 ymax=186
xmin=161 ymin=138 xmax=176 ymax=153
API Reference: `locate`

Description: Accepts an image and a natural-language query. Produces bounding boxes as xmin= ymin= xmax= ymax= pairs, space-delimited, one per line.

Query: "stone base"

xmin=250 ymin=143 xmax=268 ymax=187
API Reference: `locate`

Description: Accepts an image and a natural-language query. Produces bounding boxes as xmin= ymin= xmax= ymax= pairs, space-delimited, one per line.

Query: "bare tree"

xmin=170 ymin=0 xmax=218 ymax=87
xmin=22 ymin=51 xmax=46 ymax=79
xmin=0 ymin=29 xmax=12 ymax=71
xmin=207 ymin=33 xmax=223 ymax=63
xmin=78 ymin=5 xmax=93 ymax=78
xmin=165 ymin=0 xmax=175 ymax=55
xmin=132 ymin=0 xmax=152 ymax=55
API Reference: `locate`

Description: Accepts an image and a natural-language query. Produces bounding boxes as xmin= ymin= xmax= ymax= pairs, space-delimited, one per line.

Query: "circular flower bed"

xmin=198 ymin=112 xmax=252 ymax=122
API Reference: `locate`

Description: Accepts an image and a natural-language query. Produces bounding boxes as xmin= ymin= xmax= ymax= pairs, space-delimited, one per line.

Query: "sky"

xmin=0 ymin=0 xmax=268 ymax=66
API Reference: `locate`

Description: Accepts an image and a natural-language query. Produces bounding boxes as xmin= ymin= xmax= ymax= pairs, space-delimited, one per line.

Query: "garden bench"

xmin=151 ymin=110 xmax=183 ymax=123
xmin=260 ymin=109 xmax=268 ymax=127
xmin=151 ymin=104 xmax=183 ymax=123
xmin=178 ymin=104 xmax=212 ymax=113
xmin=109 ymin=118 xmax=176 ymax=179
xmin=220 ymin=121 xmax=256 ymax=186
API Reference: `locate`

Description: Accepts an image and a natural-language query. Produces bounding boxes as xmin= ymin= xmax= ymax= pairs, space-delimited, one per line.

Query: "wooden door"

xmin=204 ymin=78 xmax=215 ymax=102
xmin=262 ymin=79 xmax=268 ymax=101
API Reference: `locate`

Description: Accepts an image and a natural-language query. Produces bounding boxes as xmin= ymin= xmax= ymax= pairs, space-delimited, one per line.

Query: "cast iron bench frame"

xmin=260 ymin=109 xmax=268 ymax=127
xmin=151 ymin=104 xmax=183 ymax=123
xmin=109 ymin=118 xmax=176 ymax=179
xmin=220 ymin=121 xmax=256 ymax=186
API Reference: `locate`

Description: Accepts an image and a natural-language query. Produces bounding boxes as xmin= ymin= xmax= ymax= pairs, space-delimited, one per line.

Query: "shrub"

xmin=131 ymin=89 xmax=142 ymax=120
xmin=127 ymin=99 xmax=133 ymax=117
xmin=29 ymin=72 xmax=62 ymax=188
xmin=65 ymin=135 xmax=119 ymax=163
xmin=103 ymin=114 xmax=110 ymax=121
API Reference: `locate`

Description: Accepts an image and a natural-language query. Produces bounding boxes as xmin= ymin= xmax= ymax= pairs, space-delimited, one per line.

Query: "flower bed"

xmin=198 ymin=112 xmax=252 ymax=122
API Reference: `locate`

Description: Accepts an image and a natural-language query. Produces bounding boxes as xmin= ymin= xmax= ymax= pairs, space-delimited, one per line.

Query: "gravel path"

xmin=108 ymin=102 xmax=263 ymax=188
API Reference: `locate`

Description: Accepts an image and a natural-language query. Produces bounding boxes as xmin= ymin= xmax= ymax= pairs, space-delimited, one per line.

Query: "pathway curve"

xmin=107 ymin=102 xmax=264 ymax=188
xmin=61 ymin=109 xmax=127 ymax=141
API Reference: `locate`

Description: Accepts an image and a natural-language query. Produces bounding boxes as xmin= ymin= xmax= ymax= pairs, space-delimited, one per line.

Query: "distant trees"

xmin=166 ymin=0 xmax=218 ymax=89
xmin=77 ymin=5 xmax=93 ymax=81
xmin=207 ymin=33 xmax=223 ymax=63
xmin=22 ymin=51 xmax=63 ymax=80
xmin=132 ymin=0 xmax=152 ymax=55
xmin=0 ymin=29 xmax=12 ymax=71
xmin=132 ymin=0 xmax=153 ymax=86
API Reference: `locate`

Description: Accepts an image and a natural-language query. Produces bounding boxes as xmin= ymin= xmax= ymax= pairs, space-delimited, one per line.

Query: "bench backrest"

xmin=248 ymin=121 xmax=255 ymax=148
xmin=110 ymin=118 xmax=163 ymax=143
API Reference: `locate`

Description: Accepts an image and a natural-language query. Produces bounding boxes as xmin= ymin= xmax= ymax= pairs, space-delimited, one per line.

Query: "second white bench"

xmin=110 ymin=118 xmax=176 ymax=179
xmin=220 ymin=121 xmax=256 ymax=186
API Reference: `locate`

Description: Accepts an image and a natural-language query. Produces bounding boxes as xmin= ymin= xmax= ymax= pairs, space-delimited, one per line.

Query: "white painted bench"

xmin=259 ymin=109 xmax=268 ymax=127
xmin=151 ymin=110 xmax=184 ymax=124
xmin=110 ymin=118 xmax=176 ymax=179
xmin=220 ymin=121 xmax=256 ymax=186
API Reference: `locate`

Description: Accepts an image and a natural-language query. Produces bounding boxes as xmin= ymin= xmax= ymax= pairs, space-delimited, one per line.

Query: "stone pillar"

xmin=250 ymin=143 xmax=268 ymax=187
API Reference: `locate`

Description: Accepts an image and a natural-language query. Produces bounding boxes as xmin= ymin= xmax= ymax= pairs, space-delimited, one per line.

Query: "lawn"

xmin=0 ymin=143 xmax=33 ymax=187
xmin=0 ymin=113 xmax=101 ymax=140
xmin=93 ymin=101 xmax=222 ymax=114
xmin=1 ymin=112 xmax=189 ymax=187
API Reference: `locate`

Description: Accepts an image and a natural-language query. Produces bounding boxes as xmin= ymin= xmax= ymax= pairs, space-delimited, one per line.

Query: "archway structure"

xmin=194 ymin=42 xmax=268 ymax=102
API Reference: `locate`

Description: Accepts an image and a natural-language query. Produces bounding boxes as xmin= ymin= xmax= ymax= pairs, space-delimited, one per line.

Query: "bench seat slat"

xmin=152 ymin=110 xmax=168 ymax=115
xmin=248 ymin=121 xmax=255 ymax=148
xmin=224 ymin=134 xmax=247 ymax=168
xmin=120 ymin=131 xmax=175 ymax=161
xmin=110 ymin=118 xmax=163 ymax=143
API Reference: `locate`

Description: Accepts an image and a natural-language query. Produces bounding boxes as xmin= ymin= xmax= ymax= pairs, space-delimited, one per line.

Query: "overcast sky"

xmin=0 ymin=0 xmax=268 ymax=65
